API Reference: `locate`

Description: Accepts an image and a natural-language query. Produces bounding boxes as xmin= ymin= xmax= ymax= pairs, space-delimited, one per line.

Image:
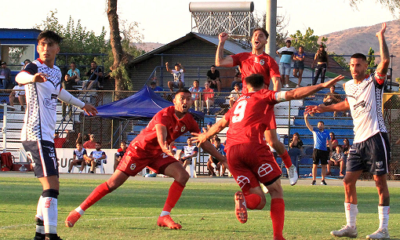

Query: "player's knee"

xmin=244 ymin=193 xmax=265 ymax=210
xmin=175 ymin=170 xmax=190 ymax=185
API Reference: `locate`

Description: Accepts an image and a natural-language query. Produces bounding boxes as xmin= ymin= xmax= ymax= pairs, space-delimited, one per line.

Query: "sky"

xmin=0 ymin=0 xmax=396 ymax=44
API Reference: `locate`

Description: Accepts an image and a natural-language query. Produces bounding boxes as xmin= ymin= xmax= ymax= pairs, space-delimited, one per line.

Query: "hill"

xmin=134 ymin=42 xmax=164 ymax=52
xmin=323 ymin=20 xmax=400 ymax=80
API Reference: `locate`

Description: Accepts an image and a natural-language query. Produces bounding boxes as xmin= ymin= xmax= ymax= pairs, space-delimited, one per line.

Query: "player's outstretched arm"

xmin=191 ymin=117 xmax=229 ymax=145
xmin=156 ymin=124 xmax=174 ymax=157
xmin=58 ymin=89 xmax=98 ymax=116
xmin=376 ymin=23 xmax=390 ymax=76
xmin=305 ymin=100 xmax=350 ymax=115
xmin=283 ymin=75 xmax=344 ymax=101
xmin=200 ymin=141 xmax=229 ymax=170
xmin=215 ymin=32 xmax=234 ymax=67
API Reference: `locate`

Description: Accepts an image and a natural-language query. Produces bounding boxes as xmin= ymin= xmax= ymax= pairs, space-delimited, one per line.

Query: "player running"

xmin=65 ymin=89 xmax=227 ymax=230
xmin=306 ymin=23 xmax=391 ymax=239
xmin=216 ymin=28 xmax=298 ymax=186
xmin=16 ymin=30 xmax=97 ymax=240
xmin=192 ymin=74 xmax=343 ymax=240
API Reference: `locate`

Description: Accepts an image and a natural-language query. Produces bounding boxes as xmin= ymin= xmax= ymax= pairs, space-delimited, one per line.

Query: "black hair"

xmin=54 ymin=131 xmax=59 ymax=135
xmin=91 ymin=61 xmax=97 ymax=65
xmin=121 ymin=141 xmax=127 ymax=144
xmin=215 ymin=137 xmax=221 ymax=142
xmin=234 ymin=83 xmax=240 ymax=88
xmin=245 ymin=74 xmax=264 ymax=89
xmin=95 ymin=141 xmax=101 ymax=145
xmin=252 ymin=28 xmax=269 ymax=40
xmin=37 ymin=30 xmax=62 ymax=44
xmin=175 ymin=89 xmax=191 ymax=95
xmin=318 ymin=121 xmax=325 ymax=125
xmin=351 ymin=53 xmax=367 ymax=61
xmin=70 ymin=62 xmax=76 ymax=65
xmin=193 ymin=80 xmax=199 ymax=84
xmin=211 ymin=65 xmax=216 ymax=68
xmin=330 ymin=132 xmax=336 ymax=139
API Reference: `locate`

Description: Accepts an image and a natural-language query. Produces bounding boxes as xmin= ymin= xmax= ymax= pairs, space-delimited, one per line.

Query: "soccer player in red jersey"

xmin=192 ymin=74 xmax=343 ymax=240
xmin=215 ymin=28 xmax=299 ymax=186
xmin=65 ymin=89 xmax=227 ymax=230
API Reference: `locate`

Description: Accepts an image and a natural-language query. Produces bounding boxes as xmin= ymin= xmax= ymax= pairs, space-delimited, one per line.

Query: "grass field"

xmin=1 ymin=174 xmax=399 ymax=240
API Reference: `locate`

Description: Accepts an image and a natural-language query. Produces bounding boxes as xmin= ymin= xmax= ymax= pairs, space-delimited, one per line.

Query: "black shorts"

xmin=347 ymin=132 xmax=390 ymax=175
xmin=208 ymin=80 xmax=220 ymax=89
xmin=23 ymin=140 xmax=58 ymax=178
xmin=313 ymin=149 xmax=329 ymax=165
xmin=212 ymin=157 xmax=219 ymax=165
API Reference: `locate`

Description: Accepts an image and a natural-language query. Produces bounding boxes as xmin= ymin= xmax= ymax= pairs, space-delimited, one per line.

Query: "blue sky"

xmin=0 ymin=0 xmax=395 ymax=43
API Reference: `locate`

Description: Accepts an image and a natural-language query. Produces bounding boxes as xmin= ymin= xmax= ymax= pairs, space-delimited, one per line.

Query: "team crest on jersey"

xmin=259 ymin=59 xmax=265 ymax=65
xmin=181 ymin=125 xmax=186 ymax=132
xmin=130 ymin=163 xmax=136 ymax=170
xmin=258 ymin=163 xmax=273 ymax=177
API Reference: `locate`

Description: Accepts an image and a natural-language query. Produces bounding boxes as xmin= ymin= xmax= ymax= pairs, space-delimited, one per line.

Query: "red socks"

xmin=163 ymin=181 xmax=185 ymax=212
xmin=270 ymin=198 xmax=285 ymax=239
xmin=80 ymin=182 xmax=111 ymax=211
xmin=244 ymin=193 xmax=261 ymax=209
xmin=279 ymin=150 xmax=292 ymax=168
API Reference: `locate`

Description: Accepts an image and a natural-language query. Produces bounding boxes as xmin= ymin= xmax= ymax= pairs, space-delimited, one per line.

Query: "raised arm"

xmin=303 ymin=112 xmax=313 ymax=132
xmin=215 ymin=32 xmax=234 ymax=67
xmin=178 ymin=63 xmax=185 ymax=73
xmin=376 ymin=23 xmax=390 ymax=76
xmin=165 ymin=62 xmax=172 ymax=73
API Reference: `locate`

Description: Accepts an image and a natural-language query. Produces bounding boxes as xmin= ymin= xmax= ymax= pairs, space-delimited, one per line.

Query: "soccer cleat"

xmin=44 ymin=234 xmax=62 ymax=240
xmin=311 ymin=180 xmax=316 ymax=185
xmin=65 ymin=210 xmax=82 ymax=228
xmin=234 ymin=191 xmax=247 ymax=224
xmin=33 ymin=233 xmax=45 ymax=240
xmin=330 ymin=225 xmax=358 ymax=238
xmin=366 ymin=228 xmax=390 ymax=239
xmin=157 ymin=215 xmax=182 ymax=229
xmin=321 ymin=180 xmax=327 ymax=185
xmin=287 ymin=165 xmax=298 ymax=186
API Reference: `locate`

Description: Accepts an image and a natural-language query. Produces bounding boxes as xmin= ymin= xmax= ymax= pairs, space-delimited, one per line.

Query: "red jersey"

xmin=224 ymin=89 xmax=278 ymax=150
xmin=130 ymin=106 xmax=200 ymax=155
xmin=231 ymin=52 xmax=280 ymax=94
xmin=83 ymin=140 xmax=96 ymax=149
xmin=203 ymin=88 xmax=214 ymax=101
xmin=54 ymin=137 xmax=66 ymax=148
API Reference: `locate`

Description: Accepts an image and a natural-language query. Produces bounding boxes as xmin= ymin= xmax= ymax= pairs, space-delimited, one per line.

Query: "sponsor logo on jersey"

xmin=260 ymin=59 xmax=265 ymax=65
xmin=258 ymin=163 xmax=273 ymax=177
xmin=130 ymin=163 xmax=136 ymax=170
xmin=237 ymin=175 xmax=250 ymax=189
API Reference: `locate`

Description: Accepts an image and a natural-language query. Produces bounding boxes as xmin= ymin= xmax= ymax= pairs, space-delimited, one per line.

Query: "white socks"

xmin=378 ymin=206 xmax=390 ymax=229
xmin=35 ymin=196 xmax=45 ymax=234
xmin=75 ymin=206 xmax=85 ymax=216
xmin=160 ymin=211 xmax=170 ymax=217
xmin=345 ymin=203 xmax=358 ymax=228
xmin=42 ymin=197 xmax=58 ymax=234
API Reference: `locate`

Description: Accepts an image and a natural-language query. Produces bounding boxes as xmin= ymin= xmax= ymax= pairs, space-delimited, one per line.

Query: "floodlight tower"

xmin=266 ymin=0 xmax=277 ymax=58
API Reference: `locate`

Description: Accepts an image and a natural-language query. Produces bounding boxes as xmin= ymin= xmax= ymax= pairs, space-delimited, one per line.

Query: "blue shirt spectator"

xmin=312 ymin=127 xmax=331 ymax=151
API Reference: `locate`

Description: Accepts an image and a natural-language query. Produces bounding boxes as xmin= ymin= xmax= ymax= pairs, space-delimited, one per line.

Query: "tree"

xmin=256 ymin=12 xmax=289 ymax=48
xmin=366 ymin=47 xmax=377 ymax=74
xmin=289 ymin=27 xmax=327 ymax=52
xmin=349 ymin=0 xmax=400 ymax=17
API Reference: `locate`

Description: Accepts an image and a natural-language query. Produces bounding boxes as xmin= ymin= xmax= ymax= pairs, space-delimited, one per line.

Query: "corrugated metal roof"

xmin=129 ymin=32 xmax=251 ymax=65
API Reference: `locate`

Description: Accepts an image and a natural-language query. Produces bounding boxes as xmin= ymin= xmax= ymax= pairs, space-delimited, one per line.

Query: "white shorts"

xmin=13 ymin=85 xmax=25 ymax=97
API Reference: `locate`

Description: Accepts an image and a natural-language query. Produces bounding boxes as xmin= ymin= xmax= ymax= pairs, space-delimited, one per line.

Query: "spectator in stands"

xmin=150 ymin=81 xmax=163 ymax=92
xmin=21 ymin=59 xmax=31 ymax=70
xmin=68 ymin=142 xmax=88 ymax=173
xmin=114 ymin=141 xmax=127 ymax=171
xmin=207 ymin=65 xmax=221 ymax=93
xmin=83 ymin=61 xmax=103 ymax=90
xmin=342 ymin=138 xmax=350 ymax=161
xmin=83 ymin=134 xmax=96 ymax=149
xmin=169 ymin=141 xmax=178 ymax=159
xmin=207 ymin=137 xmax=226 ymax=177
xmin=0 ymin=61 xmax=11 ymax=89
xmin=328 ymin=132 xmax=339 ymax=154
xmin=179 ymin=137 xmax=198 ymax=169
xmin=267 ymin=131 xmax=282 ymax=161
xmin=65 ymin=62 xmax=80 ymax=90
xmin=320 ymin=85 xmax=342 ymax=117
xmin=9 ymin=83 xmax=25 ymax=111
xmin=231 ymin=71 xmax=242 ymax=90
xmin=165 ymin=62 xmax=185 ymax=91
xmin=202 ymin=82 xmax=214 ymax=115
xmin=304 ymin=112 xmax=332 ymax=185
xmin=228 ymin=83 xmax=241 ymax=108
xmin=87 ymin=142 xmax=107 ymax=173
xmin=293 ymin=46 xmax=305 ymax=88
xmin=189 ymin=80 xmax=202 ymax=111
xmin=54 ymin=130 xmax=70 ymax=148
xmin=276 ymin=40 xmax=296 ymax=88
xmin=327 ymin=145 xmax=345 ymax=177
xmin=312 ymin=45 xmax=328 ymax=85
xmin=289 ymin=132 xmax=303 ymax=167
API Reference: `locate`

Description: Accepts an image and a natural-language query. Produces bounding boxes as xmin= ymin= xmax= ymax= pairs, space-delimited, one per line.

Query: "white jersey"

xmin=18 ymin=59 xmax=62 ymax=142
xmin=171 ymin=69 xmax=184 ymax=83
xmin=183 ymin=145 xmax=198 ymax=157
xmin=73 ymin=148 xmax=87 ymax=160
xmin=345 ymin=72 xmax=387 ymax=143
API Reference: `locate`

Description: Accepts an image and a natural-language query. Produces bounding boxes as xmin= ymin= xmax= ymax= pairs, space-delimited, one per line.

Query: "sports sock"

xmin=270 ymin=198 xmax=285 ymax=239
xmin=35 ymin=196 xmax=44 ymax=234
xmin=41 ymin=189 xmax=59 ymax=234
xmin=279 ymin=150 xmax=292 ymax=168
xmin=244 ymin=193 xmax=261 ymax=209
xmin=345 ymin=203 xmax=358 ymax=228
xmin=378 ymin=206 xmax=390 ymax=229
xmin=80 ymin=182 xmax=111 ymax=211
xmin=161 ymin=181 xmax=185 ymax=214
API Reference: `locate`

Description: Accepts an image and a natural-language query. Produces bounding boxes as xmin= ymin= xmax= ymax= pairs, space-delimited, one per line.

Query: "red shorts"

xmin=117 ymin=146 xmax=178 ymax=176
xmin=227 ymin=143 xmax=282 ymax=193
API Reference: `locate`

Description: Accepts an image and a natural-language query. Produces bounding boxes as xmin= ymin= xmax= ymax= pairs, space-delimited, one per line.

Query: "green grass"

xmin=1 ymin=177 xmax=400 ymax=240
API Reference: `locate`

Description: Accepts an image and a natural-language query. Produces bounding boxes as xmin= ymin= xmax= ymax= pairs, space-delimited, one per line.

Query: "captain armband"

xmin=275 ymin=91 xmax=287 ymax=102
xmin=375 ymin=72 xmax=386 ymax=80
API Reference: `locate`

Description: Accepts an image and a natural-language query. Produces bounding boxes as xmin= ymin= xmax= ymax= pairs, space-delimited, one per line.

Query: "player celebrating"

xmin=192 ymin=74 xmax=343 ymax=240
xmin=16 ymin=30 xmax=97 ymax=240
xmin=215 ymin=28 xmax=298 ymax=186
xmin=65 ymin=89 xmax=227 ymax=230
xmin=306 ymin=23 xmax=391 ymax=239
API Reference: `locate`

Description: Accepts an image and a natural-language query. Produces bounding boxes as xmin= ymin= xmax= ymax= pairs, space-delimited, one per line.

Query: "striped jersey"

xmin=17 ymin=59 xmax=62 ymax=142
xmin=345 ymin=72 xmax=387 ymax=143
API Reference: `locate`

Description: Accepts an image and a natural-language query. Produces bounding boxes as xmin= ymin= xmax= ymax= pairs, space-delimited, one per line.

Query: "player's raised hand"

xmin=321 ymin=75 xmax=344 ymax=89
xmin=32 ymin=72 xmax=48 ymax=83
xmin=219 ymin=32 xmax=229 ymax=43
xmin=191 ymin=132 xmax=208 ymax=147
xmin=376 ymin=23 xmax=386 ymax=38
xmin=82 ymin=103 xmax=98 ymax=116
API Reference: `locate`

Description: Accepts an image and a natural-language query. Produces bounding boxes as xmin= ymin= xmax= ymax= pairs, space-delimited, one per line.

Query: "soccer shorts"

xmin=227 ymin=143 xmax=282 ymax=193
xmin=117 ymin=146 xmax=178 ymax=176
xmin=22 ymin=140 xmax=58 ymax=178
xmin=347 ymin=132 xmax=390 ymax=175
xmin=313 ymin=149 xmax=329 ymax=165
